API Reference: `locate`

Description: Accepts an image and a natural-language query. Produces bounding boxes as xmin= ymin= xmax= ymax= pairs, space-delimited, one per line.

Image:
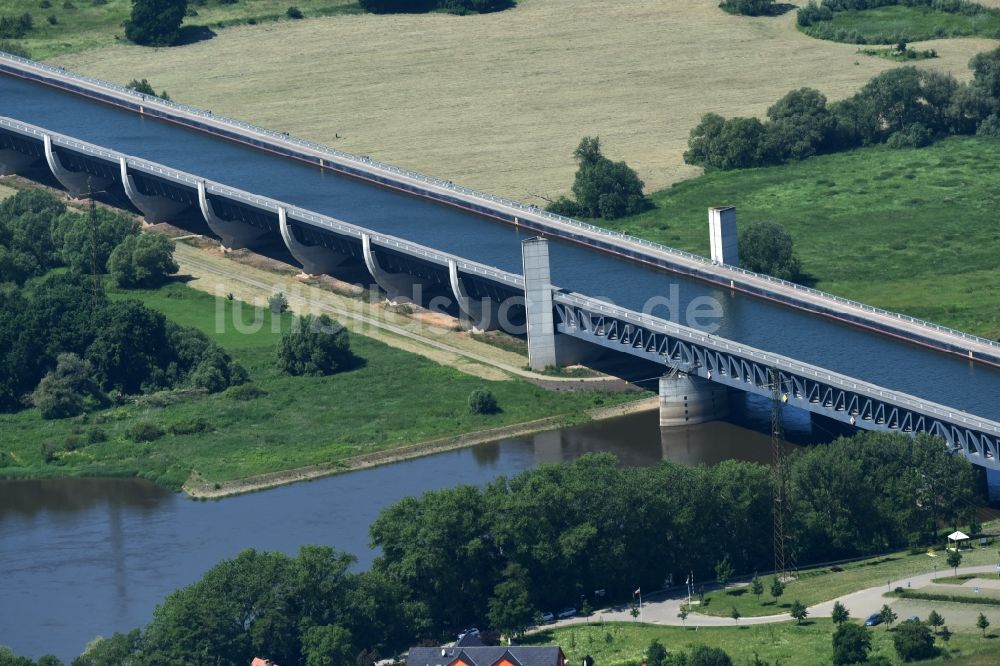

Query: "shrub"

xmin=286 ymin=5 xmax=303 ymax=18
xmin=978 ymin=114 xmax=1000 ymax=137
xmin=31 ymin=353 xmax=106 ymax=419
xmin=832 ymin=620 xmax=872 ymax=663
xmin=468 ymin=387 xmax=500 ymax=415
xmin=40 ymin=441 xmax=60 ymax=463
xmin=268 ymin=292 xmax=289 ymax=314
xmin=169 ymin=417 xmax=210 ymax=435
xmin=276 ymin=314 xmax=354 ymax=376
xmin=893 ymin=619 xmax=936 ymax=661
xmin=63 ymin=0 xmax=76 ymax=7
xmin=738 ymin=221 xmax=803 ymax=281
xmin=224 ymin=383 xmax=268 ymax=401
xmin=887 ymin=123 xmax=934 ymax=148
xmin=88 ymin=428 xmax=108 ymax=443
xmin=127 ymin=421 xmax=164 ymax=442
xmin=39 ymin=0 xmax=52 ymax=7
xmin=47 ymin=15 xmax=58 ymax=24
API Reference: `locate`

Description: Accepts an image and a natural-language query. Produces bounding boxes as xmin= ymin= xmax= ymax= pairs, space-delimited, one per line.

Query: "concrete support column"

xmin=119 ymin=157 xmax=188 ymax=223
xmin=0 ymin=149 xmax=38 ymax=176
xmin=659 ymin=373 xmax=729 ymax=427
xmin=278 ymin=207 xmax=347 ymax=275
xmin=448 ymin=259 xmax=498 ymax=332
xmin=709 ymin=206 xmax=739 ymax=267
xmin=362 ymin=233 xmax=424 ymax=303
xmin=521 ymin=236 xmax=557 ymax=370
xmin=44 ymin=134 xmax=110 ymax=198
xmin=198 ymin=180 xmax=267 ymax=250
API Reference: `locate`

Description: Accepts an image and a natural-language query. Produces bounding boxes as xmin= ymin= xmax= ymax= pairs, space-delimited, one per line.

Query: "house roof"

xmin=407 ymin=646 xmax=563 ymax=666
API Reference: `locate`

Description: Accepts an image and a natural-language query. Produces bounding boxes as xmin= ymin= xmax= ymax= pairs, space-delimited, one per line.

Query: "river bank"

xmin=182 ymin=397 xmax=658 ymax=498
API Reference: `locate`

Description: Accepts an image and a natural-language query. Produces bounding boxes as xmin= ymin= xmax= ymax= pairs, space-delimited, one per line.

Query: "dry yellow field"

xmin=52 ymin=0 xmax=996 ymax=201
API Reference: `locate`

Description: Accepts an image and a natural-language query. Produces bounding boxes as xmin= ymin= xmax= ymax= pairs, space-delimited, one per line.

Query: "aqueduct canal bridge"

xmin=1 ymin=54 xmax=999 ymax=470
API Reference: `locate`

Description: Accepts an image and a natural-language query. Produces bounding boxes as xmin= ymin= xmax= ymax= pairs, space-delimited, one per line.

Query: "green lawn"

xmin=525 ymin=619 xmax=1000 ymax=666
xmin=801 ymin=5 xmax=1000 ymax=44
xmin=0 ymin=281 xmax=631 ymax=490
xmin=2 ymin=0 xmax=360 ymax=60
xmin=696 ymin=544 xmax=1000 ymax=618
xmin=602 ymin=136 xmax=1000 ymax=340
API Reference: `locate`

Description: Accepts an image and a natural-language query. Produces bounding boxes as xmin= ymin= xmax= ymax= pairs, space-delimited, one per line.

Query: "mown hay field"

xmin=53 ymin=0 xmax=996 ymax=201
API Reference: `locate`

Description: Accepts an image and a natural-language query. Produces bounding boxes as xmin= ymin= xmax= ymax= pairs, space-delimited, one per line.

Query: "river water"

xmin=0 ymin=396 xmax=825 ymax=662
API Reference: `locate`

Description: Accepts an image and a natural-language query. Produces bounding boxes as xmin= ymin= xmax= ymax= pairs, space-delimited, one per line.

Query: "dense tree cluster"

xmin=359 ymin=0 xmax=513 ymax=15
xmin=3 ymin=431 xmax=975 ymax=664
xmin=0 ymin=13 xmax=33 ymax=39
xmin=685 ymin=47 xmax=1000 ymax=170
xmin=547 ymin=137 xmax=650 ymax=220
xmin=124 ymin=0 xmax=187 ymax=46
xmin=0 ymin=190 xmax=244 ymax=415
xmin=720 ymin=0 xmax=778 ymax=16
xmin=108 ymin=233 xmax=179 ymax=288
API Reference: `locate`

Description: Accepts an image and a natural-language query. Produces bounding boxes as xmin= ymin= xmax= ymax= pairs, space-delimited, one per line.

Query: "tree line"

xmin=0 ymin=189 xmax=245 ymax=417
xmin=359 ymin=0 xmax=514 ymax=15
xmin=10 ymin=431 xmax=974 ymax=665
xmin=684 ymin=46 xmax=1000 ymax=171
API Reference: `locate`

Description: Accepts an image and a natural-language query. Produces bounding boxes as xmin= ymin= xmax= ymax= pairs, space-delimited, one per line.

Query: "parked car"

xmin=864 ymin=613 xmax=882 ymax=626
xmin=907 ymin=615 xmax=920 ymax=623
xmin=457 ymin=628 xmax=479 ymax=641
xmin=539 ymin=611 xmax=555 ymax=624
xmin=557 ymin=607 xmax=577 ymax=619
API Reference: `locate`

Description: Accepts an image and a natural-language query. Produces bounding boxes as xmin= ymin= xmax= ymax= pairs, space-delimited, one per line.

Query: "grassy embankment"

xmin=525 ymin=619 xmax=1000 ymax=665
xmin=802 ymin=4 xmax=1000 ymax=44
xmin=694 ymin=542 xmax=1000 ymax=618
xmin=2 ymin=0 xmax=360 ymax=59
xmin=0 ymin=280 xmax=632 ymax=491
xmin=601 ymin=136 xmax=1000 ymax=340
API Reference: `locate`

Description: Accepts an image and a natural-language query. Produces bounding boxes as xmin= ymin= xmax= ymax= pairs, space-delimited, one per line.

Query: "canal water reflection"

xmin=0 ymin=399 xmax=828 ymax=661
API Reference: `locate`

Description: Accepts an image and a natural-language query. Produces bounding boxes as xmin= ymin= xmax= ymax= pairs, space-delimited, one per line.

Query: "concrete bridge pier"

xmin=448 ymin=259 xmax=498 ymax=332
xmin=198 ymin=180 xmax=269 ymax=250
xmin=44 ymin=134 xmax=110 ymax=197
xmin=279 ymin=207 xmax=348 ymax=275
xmin=119 ymin=157 xmax=188 ymax=223
xmin=0 ymin=149 xmax=38 ymax=176
xmin=659 ymin=373 xmax=729 ymax=427
xmin=362 ymin=233 xmax=428 ymax=304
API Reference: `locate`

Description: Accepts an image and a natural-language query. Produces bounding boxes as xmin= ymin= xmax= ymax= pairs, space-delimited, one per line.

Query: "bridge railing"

xmin=3 ymin=51 xmax=994 ymax=354
xmin=553 ymin=291 xmax=1000 ymax=435
xmin=2 ymin=114 xmax=527 ymax=292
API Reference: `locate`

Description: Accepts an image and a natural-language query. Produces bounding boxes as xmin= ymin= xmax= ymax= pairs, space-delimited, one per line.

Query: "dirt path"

xmin=171 ymin=239 xmax=630 ymax=386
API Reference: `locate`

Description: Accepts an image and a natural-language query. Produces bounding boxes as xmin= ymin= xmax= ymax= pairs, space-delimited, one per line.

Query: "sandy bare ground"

xmin=51 ymin=0 xmax=997 ymax=202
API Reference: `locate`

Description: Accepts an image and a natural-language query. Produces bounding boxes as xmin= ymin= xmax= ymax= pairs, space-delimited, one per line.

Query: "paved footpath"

xmin=549 ymin=565 xmax=999 ymax=629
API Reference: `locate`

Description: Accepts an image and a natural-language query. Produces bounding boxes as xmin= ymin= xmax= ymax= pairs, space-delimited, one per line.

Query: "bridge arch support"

xmin=362 ymin=233 xmax=427 ymax=303
xmin=448 ymin=259 xmax=498 ymax=332
xmin=198 ymin=180 xmax=269 ymax=250
xmin=44 ymin=134 xmax=110 ymax=197
xmin=278 ymin=207 xmax=348 ymax=275
xmin=119 ymin=157 xmax=189 ymax=223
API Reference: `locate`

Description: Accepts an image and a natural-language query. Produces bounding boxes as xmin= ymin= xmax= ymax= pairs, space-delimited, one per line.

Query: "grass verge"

xmin=524 ymin=619 xmax=1000 ymax=665
xmin=696 ymin=544 xmax=1000 ymax=618
xmin=601 ymin=136 xmax=1000 ymax=340
xmin=0 ymin=280 xmax=632 ymax=490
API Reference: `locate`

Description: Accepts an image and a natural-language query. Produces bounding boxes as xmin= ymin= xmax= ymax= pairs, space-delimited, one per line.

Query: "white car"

xmin=557 ymin=607 xmax=577 ymax=619
xmin=539 ymin=611 xmax=555 ymax=624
